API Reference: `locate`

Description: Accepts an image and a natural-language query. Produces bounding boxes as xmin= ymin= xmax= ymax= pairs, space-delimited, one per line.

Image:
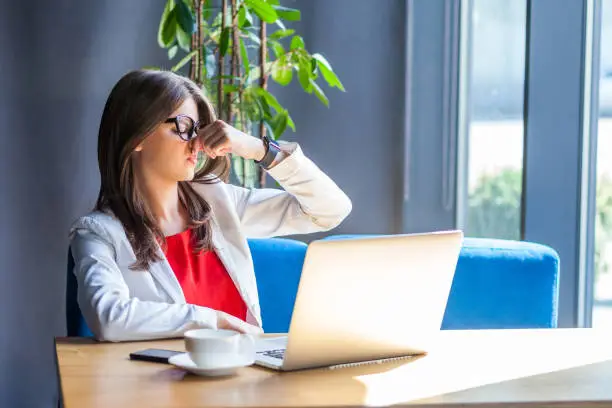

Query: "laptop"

xmin=254 ymin=230 xmax=463 ymax=371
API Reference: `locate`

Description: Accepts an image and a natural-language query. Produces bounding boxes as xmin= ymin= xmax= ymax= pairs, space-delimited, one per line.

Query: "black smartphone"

xmin=129 ymin=348 xmax=183 ymax=364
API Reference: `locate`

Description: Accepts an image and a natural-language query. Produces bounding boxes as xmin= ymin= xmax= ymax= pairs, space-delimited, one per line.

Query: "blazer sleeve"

xmin=69 ymin=220 xmax=218 ymax=342
xmin=227 ymin=142 xmax=352 ymax=238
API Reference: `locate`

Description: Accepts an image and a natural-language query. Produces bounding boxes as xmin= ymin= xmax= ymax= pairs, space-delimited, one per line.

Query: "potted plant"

xmin=151 ymin=0 xmax=345 ymax=187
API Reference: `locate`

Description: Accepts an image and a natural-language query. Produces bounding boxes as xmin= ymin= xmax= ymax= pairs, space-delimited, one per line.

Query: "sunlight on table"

xmin=353 ymin=330 xmax=612 ymax=406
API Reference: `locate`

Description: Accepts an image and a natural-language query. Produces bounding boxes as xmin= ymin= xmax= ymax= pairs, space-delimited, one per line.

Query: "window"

xmin=460 ymin=0 xmax=527 ymax=241
xmin=593 ymin=0 xmax=612 ymax=330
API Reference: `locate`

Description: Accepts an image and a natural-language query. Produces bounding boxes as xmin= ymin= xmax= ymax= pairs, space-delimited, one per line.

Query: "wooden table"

xmin=56 ymin=328 xmax=612 ymax=407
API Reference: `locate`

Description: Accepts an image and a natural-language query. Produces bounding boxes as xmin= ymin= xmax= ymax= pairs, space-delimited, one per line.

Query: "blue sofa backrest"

xmin=66 ymin=236 xmax=559 ymax=337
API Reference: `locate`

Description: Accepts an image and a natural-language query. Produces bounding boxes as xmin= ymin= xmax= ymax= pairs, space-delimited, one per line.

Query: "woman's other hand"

xmin=216 ymin=310 xmax=263 ymax=334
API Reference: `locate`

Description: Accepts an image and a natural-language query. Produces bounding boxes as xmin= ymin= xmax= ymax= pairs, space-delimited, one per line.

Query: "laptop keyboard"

xmin=258 ymin=348 xmax=285 ymax=360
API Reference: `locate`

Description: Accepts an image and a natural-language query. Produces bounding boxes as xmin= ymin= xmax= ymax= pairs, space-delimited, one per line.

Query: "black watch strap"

xmin=255 ymin=136 xmax=281 ymax=169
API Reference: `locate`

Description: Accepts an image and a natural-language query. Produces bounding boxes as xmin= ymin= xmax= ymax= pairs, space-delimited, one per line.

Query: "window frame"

xmin=404 ymin=0 xmax=603 ymax=327
xmin=521 ymin=0 xmax=601 ymax=327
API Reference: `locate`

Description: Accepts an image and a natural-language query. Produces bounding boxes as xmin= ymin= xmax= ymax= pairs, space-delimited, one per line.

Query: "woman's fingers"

xmin=233 ymin=321 xmax=263 ymax=335
xmin=198 ymin=120 xmax=231 ymax=158
xmin=217 ymin=311 xmax=263 ymax=334
xmin=197 ymin=120 xmax=224 ymax=141
xmin=217 ymin=146 xmax=232 ymax=156
xmin=206 ymin=129 xmax=230 ymax=151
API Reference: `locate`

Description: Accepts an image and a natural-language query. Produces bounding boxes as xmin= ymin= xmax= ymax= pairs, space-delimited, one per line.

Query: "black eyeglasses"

xmin=164 ymin=114 xmax=203 ymax=142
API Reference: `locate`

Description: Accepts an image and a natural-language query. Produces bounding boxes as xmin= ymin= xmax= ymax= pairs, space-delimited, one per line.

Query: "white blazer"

xmin=69 ymin=143 xmax=351 ymax=342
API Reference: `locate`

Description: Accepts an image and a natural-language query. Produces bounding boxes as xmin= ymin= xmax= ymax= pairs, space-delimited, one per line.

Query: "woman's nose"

xmin=190 ymin=136 xmax=203 ymax=152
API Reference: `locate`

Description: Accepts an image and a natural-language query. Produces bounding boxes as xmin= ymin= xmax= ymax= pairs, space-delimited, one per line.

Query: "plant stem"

xmin=189 ymin=0 xmax=198 ymax=81
xmin=199 ymin=0 xmax=206 ymax=84
xmin=231 ymin=3 xmax=241 ymax=21
xmin=232 ymin=0 xmax=248 ymax=187
xmin=258 ymin=18 xmax=268 ymax=187
xmin=232 ymin=1 xmax=242 ymax=124
xmin=198 ymin=1 xmax=206 ymax=84
xmin=217 ymin=0 xmax=227 ymax=120
xmin=236 ymin=28 xmax=246 ymax=135
xmin=227 ymin=0 xmax=238 ymax=127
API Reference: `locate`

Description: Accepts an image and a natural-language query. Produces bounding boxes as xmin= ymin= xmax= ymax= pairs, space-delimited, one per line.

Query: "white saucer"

xmin=168 ymin=353 xmax=254 ymax=377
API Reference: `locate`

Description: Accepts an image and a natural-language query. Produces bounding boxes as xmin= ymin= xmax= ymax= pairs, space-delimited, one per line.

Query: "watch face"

xmin=266 ymin=136 xmax=280 ymax=148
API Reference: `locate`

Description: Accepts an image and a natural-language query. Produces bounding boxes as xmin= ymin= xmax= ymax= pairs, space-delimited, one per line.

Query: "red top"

xmin=163 ymin=229 xmax=247 ymax=321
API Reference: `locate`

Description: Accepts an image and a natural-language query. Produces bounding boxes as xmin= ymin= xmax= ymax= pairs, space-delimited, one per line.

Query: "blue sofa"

xmin=66 ymin=236 xmax=559 ymax=337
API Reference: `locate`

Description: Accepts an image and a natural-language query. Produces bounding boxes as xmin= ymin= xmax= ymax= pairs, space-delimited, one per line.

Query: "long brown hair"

xmin=95 ymin=69 xmax=229 ymax=270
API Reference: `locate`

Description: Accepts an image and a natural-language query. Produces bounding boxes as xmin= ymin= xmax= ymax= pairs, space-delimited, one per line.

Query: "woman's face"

xmin=133 ymin=97 xmax=203 ymax=183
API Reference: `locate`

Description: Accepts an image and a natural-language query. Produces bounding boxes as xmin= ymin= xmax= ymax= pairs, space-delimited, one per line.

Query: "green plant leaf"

xmin=291 ymin=47 xmax=308 ymax=61
xmin=246 ymin=30 xmax=261 ymax=46
xmin=171 ymin=50 xmax=197 ymax=72
xmin=168 ymin=45 xmax=178 ymax=60
xmin=268 ymin=40 xmax=284 ymax=59
xmin=220 ymin=27 xmax=231 ymax=56
xmin=239 ymin=38 xmax=250 ymax=77
xmin=255 ymin=87 xmax=283 ymax=112
xmin=205 ymin=48 xmax=216 ymax=78
xmin=297 ymin=66 xmax=312 ymax=93
xmin=310 ymin=57 xmax=318 ymax=74
xmin=265 ymin=0 xmax=280 ymax=5
xmin=245 ymin=0 xmax=278 ymax=23
xmin=211 ymin=11 xmax=223 ymax=29
xmin=263 ymin=120 xmax=276 ymax=140
xmin=269 ymin=28 xmax=295 ymax=40
xmin=312 ymin=53 xmax=332 ymax=70
xmin=211 ymin=74 xmax=242 ymax=80
xmin=290 ymin=35 xmax=305 ymax=50
xmin=269 ymin=110 xmax=288 ymax=139
xmin=176 ymin=26 xmax=191 ymax=52
xmin=223 ymin=84 xmax=240 ymax=94
xmin=202 ymin=6 xmax=216 ymax=20
xmin=175 ymin=0 xmax=195 ymax=34
xmin=161 ymin=11 xmax=178 ymax=49
xmin=309 ymin=78 xmax=329 ymax=107
xmin=246 ymin=66 xmax=261 ymax=84
xmin=271 ymin=56 xmax=293 ymax=86
xmin=313 ymin=53 xmax=345 ymax=91
xmin=242 ymin=90 xmax=262 ymax=122
xmin=245 ymin=61 xmax=272 ymax=84
xmin=238 ymin=5 xmax=253 ymax=28
xmin=286 ymin=112 xmax=296 ymax=131
xmin=272 ymin=5 xmax=301 ymax=21
xmin=257 ymin=94 xmax=272 ymax=119
xmin=275 ymin=18 xmax=286 ymax=30
xmin=158 ymin=0 xmax=176 ymax=48
xmin=296 ymin=56 xmax=313 ymax=92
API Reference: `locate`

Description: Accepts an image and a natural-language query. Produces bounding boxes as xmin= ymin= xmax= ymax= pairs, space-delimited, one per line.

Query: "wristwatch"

xmin=255 ymin=135 xmax=281 ymax=169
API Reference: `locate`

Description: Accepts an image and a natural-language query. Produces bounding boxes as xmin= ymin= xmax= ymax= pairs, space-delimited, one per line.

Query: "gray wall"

xmin=0 ymin=0 xmax=407 ymax=406
xmin=276 ymin=0 xmax=407 ymax=240
xmin=0 ymin=1 xmax=170 ymax=406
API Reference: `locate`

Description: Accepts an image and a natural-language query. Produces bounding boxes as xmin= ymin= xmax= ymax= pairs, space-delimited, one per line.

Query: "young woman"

xmin=69 ymin=69 xmax=351 ymax=342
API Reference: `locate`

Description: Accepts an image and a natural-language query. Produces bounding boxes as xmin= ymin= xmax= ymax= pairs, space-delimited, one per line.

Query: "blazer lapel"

xmin=209 ymin=215 xmax=256 ymax=314
xmin=114 ymin=221 xmax=186 ymax=304
xmin=149 ymin=245 xmax=187 ymax=304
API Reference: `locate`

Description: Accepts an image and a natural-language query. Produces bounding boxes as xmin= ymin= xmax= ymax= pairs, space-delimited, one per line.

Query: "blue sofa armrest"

xmin=444 ymin=237 xmax=559 ymax=329
xmin=249 ymin=238 xmax=307 ymax=333
xmin=249 ymin=235 xmax=560 ymax=332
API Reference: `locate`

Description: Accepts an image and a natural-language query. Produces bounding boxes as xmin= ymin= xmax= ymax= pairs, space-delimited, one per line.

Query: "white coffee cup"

xmin=184 ymin=329 xmax=255 ymax=368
